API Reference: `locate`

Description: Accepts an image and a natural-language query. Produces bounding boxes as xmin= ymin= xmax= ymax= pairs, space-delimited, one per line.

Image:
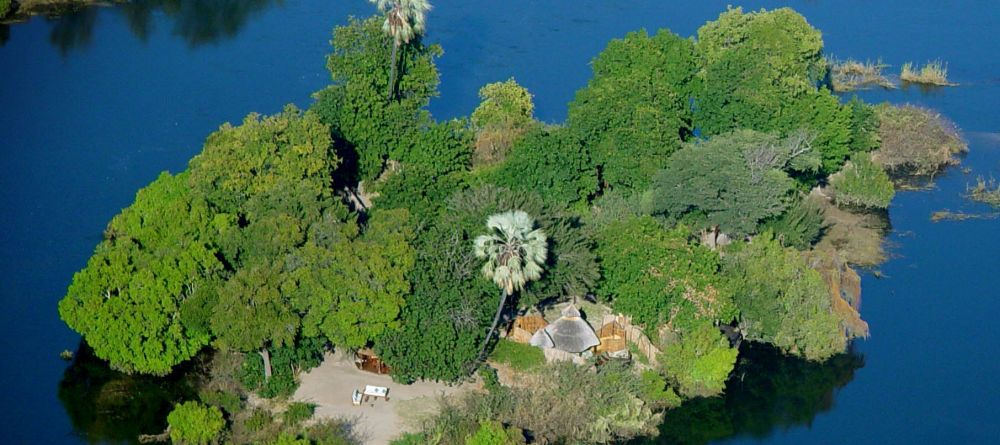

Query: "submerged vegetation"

xmin=900 ymin=60 xmax=953 ymax=86
xmin=55 ymin=4 xmax=967 ymax=444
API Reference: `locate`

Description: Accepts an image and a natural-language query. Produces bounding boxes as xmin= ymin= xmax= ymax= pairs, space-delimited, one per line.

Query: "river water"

xmin=1 ymin=1 xmax=998 ymax=443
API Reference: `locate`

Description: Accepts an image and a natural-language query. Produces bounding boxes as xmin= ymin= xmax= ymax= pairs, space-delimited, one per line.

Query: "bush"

xmin=465 ymin=420 xmax=525 ymax=445
xmin=0 ymin=0 xmax=10 ymax=18
xmin=873 ymin=104 xmax=966 ymax=177
xmin=830 ymin=153 xmax=895 ymax=209
xmin=488 ymin=339 xmax=545 ymax=371
xmin=238 ymin=338 xmax=325 ymax=399
xmin=660 ymin=321 xmax=738 ymax=398
xmin=638 ymin=370 xmax=682 ymax=410
xmin=760 ymin=198 xmax=826 ymax=250
xmin=282 ymin=402 xmax=315 ymax=427
xmin=167 ymin=401 xmax=226 ymax=445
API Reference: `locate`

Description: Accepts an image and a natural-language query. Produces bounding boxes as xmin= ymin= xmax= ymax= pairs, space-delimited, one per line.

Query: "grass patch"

xmin=966 ymin=177 xmax=1000 ymax=207
xmin=282 ymin=402 xmax=315 ymax=427
xmin=489 ymin=339 xmax=545 ymax=371
xmin=828 ymin=57 xmax=894 ymax=92
xmin=900 ymin=60 xmax=954 ymax=86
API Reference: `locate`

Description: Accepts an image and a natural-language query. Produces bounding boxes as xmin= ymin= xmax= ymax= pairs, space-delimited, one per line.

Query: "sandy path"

xmin=293 ymin=352 xmax=469 ymax=445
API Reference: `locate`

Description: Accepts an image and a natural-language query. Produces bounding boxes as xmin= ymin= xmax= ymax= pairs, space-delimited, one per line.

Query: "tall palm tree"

xmin=369 ymin=0 xmax=431 ymax=100
xmin=474 ymin=210 xmax=548 ymax=361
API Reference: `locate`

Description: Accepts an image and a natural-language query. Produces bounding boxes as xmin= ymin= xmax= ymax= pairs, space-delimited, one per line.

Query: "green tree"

xmin=369 ymin=0 xmax=432 ymax=99
xmin=724 ymin=234 xmax=848 ymax=361
xmin=289 ymin=209 xmax=415 ymax=349
xmin=167 ymin=401 xmax=225 ymax=445
xmin=646 ymin=130 xmax=805 ymax=237
xmin=694 ymin=7 xmax=854 ymax=174
xmin=760 ymin=197 xmax=826 ymax=250
xmin=471 ymin=78 xmax=537 ymax=166
xmin=595 ymin=216 xmax=735 ymax=331
xmin=466 ymin=420 xmax=524 ymax=445
xmin=474 ymin=210 xmax=548 ymax=360
xmin=59 ymin=172 xmax=221 ymax=375
xmin=568 ymin=29 xmax=697 ymax=192
xmin=660 ymin=320 xmax=738 ymax=398
xmin=211 ymin=262 xmax=299 ymax=380
xmin=483 ymin=126 xmax=598 ymax=209
xmin=830 ymin=153 xmax=895 ymax=209
xmin=311 ymin=16 xmax=441 ymax=182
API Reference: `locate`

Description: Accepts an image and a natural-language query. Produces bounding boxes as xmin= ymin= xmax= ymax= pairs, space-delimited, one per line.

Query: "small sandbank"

xmin=293 ymin=351 xmax=474 ymax=445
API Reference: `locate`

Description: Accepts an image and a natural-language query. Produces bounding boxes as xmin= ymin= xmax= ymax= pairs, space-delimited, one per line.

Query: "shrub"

xmin=167 ymin=401 xmax=226 ymax=445
xmin=282 ymin=402 xmax=315 ymax=427
xmin=0 ymin=0 xmax=10 ymax=18
xmin=830 ymin=153 xmax=895 ymax=209
xmin=900 ymin=60 xmax=952 ymax=86
xmin=760 ymin=198 xmax=826 ymax=250
xmin=873 ymin=104 xmax=967 ymax=177
xmin=466 ymin=420 xmax=525 ymax=445
xmin=660 ymin=321 xmax=738 ymax=398
xmin=489 ymin=339 xmax=545 ymax=371
xmin=638 ymin=370 xmax=683 ymax=410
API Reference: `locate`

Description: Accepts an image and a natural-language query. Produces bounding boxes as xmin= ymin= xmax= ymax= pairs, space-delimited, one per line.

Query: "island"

xmin=54 ymin=3 xmax=967 ymax=445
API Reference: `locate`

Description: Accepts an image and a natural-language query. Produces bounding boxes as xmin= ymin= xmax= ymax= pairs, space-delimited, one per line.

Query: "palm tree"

xmin=369 ymin=0 xmax=431 ymax=100
xmin=474 ymin=210 xmax=548 ymax=361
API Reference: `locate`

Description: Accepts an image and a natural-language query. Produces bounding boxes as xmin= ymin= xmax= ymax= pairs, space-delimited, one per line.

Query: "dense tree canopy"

xmin=167 ymin=401 xmax=225 ymax=445
xmin=568 ymin=29 xmax=697 ymax=192
xmin=694 ymin=7 xmax=854 ymax=174
xmin=311 ymin=16 xmax=441 ymax=182
xmin=59 ymin=172 xmax=221 ymax=375
xmin=595 ymin=216 xmax=735 ymax=331
xmin=646 ymin=130 xmax=812 ymax=237
xmin=724 ymin=234 xmax=848 ymax=361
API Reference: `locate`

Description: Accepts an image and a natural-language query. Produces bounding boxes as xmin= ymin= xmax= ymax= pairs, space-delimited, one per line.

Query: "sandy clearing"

xmin=293 ymin=351 xmax=471 ymax=445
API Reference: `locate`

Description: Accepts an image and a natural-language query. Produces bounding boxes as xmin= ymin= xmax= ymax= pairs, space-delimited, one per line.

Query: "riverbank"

xmin=1 ymin=0 xmax=122 ymax=24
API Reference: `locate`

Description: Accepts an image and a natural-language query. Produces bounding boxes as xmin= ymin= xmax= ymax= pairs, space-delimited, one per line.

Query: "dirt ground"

xmin=293 ymin=351 xmax=472 ymax=445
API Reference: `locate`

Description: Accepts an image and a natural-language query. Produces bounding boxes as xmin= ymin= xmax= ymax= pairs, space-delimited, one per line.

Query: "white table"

xmin=363 ymin=385 xmax=389 ymax=401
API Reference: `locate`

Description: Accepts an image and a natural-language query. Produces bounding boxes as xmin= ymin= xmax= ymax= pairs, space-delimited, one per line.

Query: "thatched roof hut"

xmin=530 ymin=305 xmax=599 ymax=354
xmin=595 ymin=320 xmax=627 ymax=355
xmin=508 ymin=315 xmax=549 ymax=344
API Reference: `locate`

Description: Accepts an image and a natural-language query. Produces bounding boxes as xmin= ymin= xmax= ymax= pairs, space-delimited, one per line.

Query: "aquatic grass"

xmin=828 ymin=57 xmax=894 ymax=92
xmin=930 ymin=210 xmax=999 ymax=222
xmin=900 ymin=60 xmax=954 ymax=86
xmin=966 ymin=177 xmax=1000 ymax=207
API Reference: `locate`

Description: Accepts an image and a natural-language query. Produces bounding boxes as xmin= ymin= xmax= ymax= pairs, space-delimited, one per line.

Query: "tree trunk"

xmin=387 ymin=41 xmax=399 ymax=100
xmin=259 ymin=347 xmax=272 ymax=381
xmin=477 ymin=288 xmax=509 ymax=361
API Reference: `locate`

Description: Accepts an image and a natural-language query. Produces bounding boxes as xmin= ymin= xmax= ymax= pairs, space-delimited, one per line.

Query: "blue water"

xmin=1 ymin=1 xmax=998 ymax=443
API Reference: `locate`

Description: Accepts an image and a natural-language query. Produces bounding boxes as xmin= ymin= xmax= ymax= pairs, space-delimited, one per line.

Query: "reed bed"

xmin=828 ymin=57 xmax=895 ymax=92
xmin=900 ymin=60 xmax=954 ymax=86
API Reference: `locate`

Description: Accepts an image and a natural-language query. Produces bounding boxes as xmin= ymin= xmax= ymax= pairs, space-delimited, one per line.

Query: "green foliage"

xmin=282 ymin=403 xmax=316 ymax=427
xmin=694 ymin=7 xmax=854 ymax=174
xmin=377 ymin=186 xmax=597 ymax=382
xmin=760 ymin=198 xmax=826 ymax=250
xmin=595 ymin=216 xmax=734 ymax=331
xmin=0 ymin=0 xmax=10 ymax=18
xmin=846 ymin=96 xmax=881 ymax=154
xmin=311 ymin=16 xmax=441 ymax=182
xmin=167 ymin=401 xmax=225 ymax=445
xmin=830 ymin=153 xmax=895 ymax=209
xmin=568 ymin=28 xmax=697 ymax=192
xmin=488 ymin=339 xmax=545 ymax=371
xmin=288 ymin=208 xmax=415 ymax=349
xmin=873 ymin=104 xmax=967 ymax=177
xmin=472 ymin=78 xmax=535 ymax=131
xmin=483 ymin=126 xmax=598 ymax=208
xmin=638 ymin=370 xmax=682 ymax=410
xmin=271 ymin=433 xmax=311 ymax=445
xmin=660 ymin=321 xmax=738 ymax=398
xmin=59 ymin=172 xmax=220 ymax=375
xmin=465 ymin=420 xmax=524 ymax=445
xmin=647 ymin=130 xmax=802 ymax=237
xmin=239 ymin=338 xmax=325 ymax=399
xmin=724 ymin=234 xmax=847 ymax=361
xmin=374 ymin=119 xmax=473 ymax=219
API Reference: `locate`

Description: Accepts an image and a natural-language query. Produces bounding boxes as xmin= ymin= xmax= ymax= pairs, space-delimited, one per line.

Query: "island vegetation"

xmin=56 ymin=4 xmax=967 ymax=445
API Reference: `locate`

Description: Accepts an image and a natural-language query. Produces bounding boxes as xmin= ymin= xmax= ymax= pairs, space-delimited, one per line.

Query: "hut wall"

xmin=599 ymin=314 xmax=661 ymax=367
xmin=541 ymin=347 xmax=587 ymax=365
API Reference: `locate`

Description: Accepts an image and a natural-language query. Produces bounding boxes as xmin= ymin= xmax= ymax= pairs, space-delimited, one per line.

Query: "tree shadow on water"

xmin=57 ymin=341 xmax=198 ymax=444
xmin=631 ymin=342 xmax=865 ymax=445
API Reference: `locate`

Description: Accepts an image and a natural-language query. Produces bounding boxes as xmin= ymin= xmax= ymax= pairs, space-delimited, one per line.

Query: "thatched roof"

xmin=529 ymin=328 xmax=555 ymax=348
xmin=513 ymin=315 xmax=548 ymax=334
xmin=536 ymin=304 xmax=600 ymax=354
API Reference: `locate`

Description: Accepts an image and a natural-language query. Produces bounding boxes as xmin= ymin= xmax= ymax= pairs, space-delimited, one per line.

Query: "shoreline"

xmin=1 ymin=0 xmax=123 ymax=25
